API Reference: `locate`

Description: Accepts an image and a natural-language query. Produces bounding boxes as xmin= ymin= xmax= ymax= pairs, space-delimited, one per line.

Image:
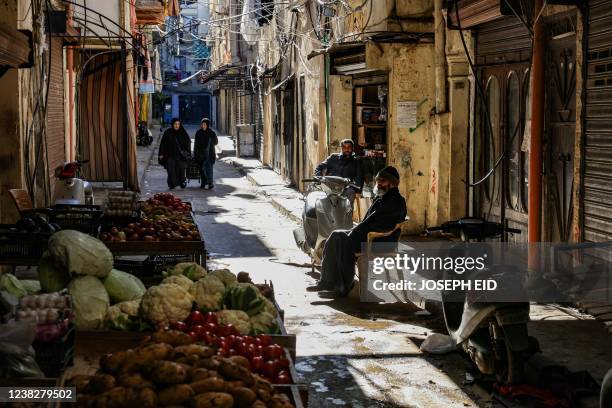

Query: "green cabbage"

xmin=48 ymin=230 xmax=113 ymax=278
xmin=249 ymin=312 xmax=279 ymax=335
xmin=0 ymin=274 xmax=27 ymax=299
xmin=68 ymin=276 xmax=109 ymax=329
xmin=38 ymin=252 xmax=70 ymax=293
xmin=104 ymin=269 xmax=146 ymax=303
xmin=20 ymin=280 xmax=41 ymax=295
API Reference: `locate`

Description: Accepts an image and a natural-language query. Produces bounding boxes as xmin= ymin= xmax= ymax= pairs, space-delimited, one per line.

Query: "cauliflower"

xmin=116 ymin=299 xmax=141 ymax=316
xmin=167 ymin=262 xmax=207 ymax=281
xmin=141 ymin=283 xmax=194 ymax=327
xmin=189 ymin=275 xmax=225 ymax=311
xmin=161 ymin=274 xmax=193 ymax=290
xmin=216 ymin=310 xmax=251 ymax=335
xmin=250 ymin=312 xmax=278 ymax=335
xmin=208 ymin=269 xmax=237 ymax=288
xmin=104 ymin=300 xmax=141 ymax=330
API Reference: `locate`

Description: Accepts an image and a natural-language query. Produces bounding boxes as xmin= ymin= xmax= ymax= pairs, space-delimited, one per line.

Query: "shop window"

xmin=506 ymin=72 xmax=521 ymax=210
xmin=484 ymin=76 xmax=501 ymax=203
xmin=521 ymin=69 xmax=531 ymax=212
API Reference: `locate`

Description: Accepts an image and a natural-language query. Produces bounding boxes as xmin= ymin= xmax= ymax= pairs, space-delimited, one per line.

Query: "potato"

xmin=190 ymin=368 xmax=219 ymax=382
xmin=194 ymin=357 xmax=220 ymax=370
xmin=250 ymin=401 xmax=267 ymax=408
xmin=68 ymin=375 xmax=92 ymax=394
xmin=175 ymin=344 xmax=215 ymax=358
xmin=152 ymin=330 xmax=193 ymax=346
xmin=127 ymin=387 xmax=157 ymax=408
xmin=190 ymin=377 xmax=226 ymax=394
xmin=158 ymin=384 xmax=195 ymax=406
xmin=148 ymin=361 xmax=189 ymax=384
xmin=252 ymin=376 xmax=273 ymax=402
xmin=75 ymin=394 xmax=95 ymax=408
xmin=218 ymin=360 xmax=254 ymax=385
xmin=94 ymin=387 xmax=128 ymax=408
xmin=137 ymin=342 xmax=175 ymax=362
xmin=228 ymin=356 xmax=250 ymax=369
xmin=228 ymin=387 xmax=257 ymax=407
xmin=100 ymin=350 xmax=133 ymax=374
xmin=175 ymin=354 xmax=201 ymax=366
xmin=86 ymin=373 xmax=116 ymax=394
xmin=268 ymin=394 xmax=295 ymax=408
xmin=117 ymin=373 xmax=154 ymax=389
xmin=192 ymin=392 xmax=234 ymax=408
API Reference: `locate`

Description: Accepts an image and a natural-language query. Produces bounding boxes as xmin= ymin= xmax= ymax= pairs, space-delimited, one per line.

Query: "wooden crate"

xmin=274 ymin=384 xmax=308 ymax=408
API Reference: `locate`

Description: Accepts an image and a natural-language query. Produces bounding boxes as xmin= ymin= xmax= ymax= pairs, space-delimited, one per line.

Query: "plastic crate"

xmin=0 ymin=225 xmax=51 ymax=265
xmin=33 ymin=325 xmax=75 ymax=378
xmin=49 ymin=205 xmax=102 ymax=236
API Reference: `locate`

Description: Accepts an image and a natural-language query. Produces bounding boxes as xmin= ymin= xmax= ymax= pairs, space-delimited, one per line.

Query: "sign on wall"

xmin=396 ymin=101 xmax=418 ymax=128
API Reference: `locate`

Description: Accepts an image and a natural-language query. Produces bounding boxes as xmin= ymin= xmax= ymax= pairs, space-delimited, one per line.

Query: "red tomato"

xmin=236 ymin=342 xmax=249 ymax=356
xmin=186 ymin=311 xmax=206 ymax=327
xmin=254 ymin=337 xmax=262 ymax=346
xmin=263 ymin=345 xmax=283 ymax=360
xmin=187 ymin=331 xmax=198 ymax=342
xmin=217 ymin=348 xmax=229 ymax=357
xmin=277 ymin=357 xmax=290 ymax=370
xmin=250 ymin=356 xmax=264 ymax=373
xmin=262 ymin=360 xmax=277 ymax=380
xmin=170 ymin=321 xmax=188 ymax=332
xmin=257 ymin=334 xmax=272 ymax=347
xmin=204 ymin=323 xmax=218 ymax=334
xmin=202 ymin=332 xmax=216 ymax=345
xmin=225 ymin=324 xmax=239 ymax=336
xmin=204 ymin=312 xmax=218 ymax=324
xmin=191 ymin=325 xmax=205 ymax=337
xmin=227 ymin=335 xmax=238 ymax=347
xmin=228 ymin=348 xmax=237 ymax=356
xmin=242 ymin=336 xmax=254 ymax=345
xmin=276 ymin=371 xmax=291 ymax=384
xmin=248 ymin=344 xmax=261 ymax=357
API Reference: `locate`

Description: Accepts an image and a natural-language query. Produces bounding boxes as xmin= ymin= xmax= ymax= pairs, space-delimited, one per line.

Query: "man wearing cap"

xmin=308 ymin=166 xmax=407 ymax=297
xmin=314 ymin=139 xmax=363 ymax=202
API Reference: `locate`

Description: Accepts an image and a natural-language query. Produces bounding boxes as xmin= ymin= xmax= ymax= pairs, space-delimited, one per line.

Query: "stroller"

xmin=186 ymin=158 xmax=201 ymax=185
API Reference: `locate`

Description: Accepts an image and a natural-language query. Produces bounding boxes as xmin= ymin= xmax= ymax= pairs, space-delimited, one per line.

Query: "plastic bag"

xmin=0 ymin=320 xmax=44 ymax=378
xmin=420 ymin=333 xmax=457 ymax=354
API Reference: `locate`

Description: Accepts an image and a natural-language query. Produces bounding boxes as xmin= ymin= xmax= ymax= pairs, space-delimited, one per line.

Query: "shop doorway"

xmin=179 ymin=94 xmax=211 ymax=124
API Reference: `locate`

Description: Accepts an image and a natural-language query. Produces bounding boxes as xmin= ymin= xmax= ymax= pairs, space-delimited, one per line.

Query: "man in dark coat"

xmin=315 ymin=139 xmax=363 ymax=202
xmin=308 ymin=166 xmax=407 ymax=297
xmin=158 ymin=118 xmax=191 ymax=189
xmin=193 ymin=118 xmax=218 ymax=189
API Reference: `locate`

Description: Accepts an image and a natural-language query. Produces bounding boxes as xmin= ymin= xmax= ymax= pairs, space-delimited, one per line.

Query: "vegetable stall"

xmin=0 ymin=194 xmax=305 ymax=407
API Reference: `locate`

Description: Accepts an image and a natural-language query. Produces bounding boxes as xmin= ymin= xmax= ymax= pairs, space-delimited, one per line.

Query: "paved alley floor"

xmin=137 ymin=130 xmax=612 ymax=408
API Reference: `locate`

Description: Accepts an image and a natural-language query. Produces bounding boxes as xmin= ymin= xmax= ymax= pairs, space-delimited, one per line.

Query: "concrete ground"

xmin=136 ymin=128 xmax=612 ymax=407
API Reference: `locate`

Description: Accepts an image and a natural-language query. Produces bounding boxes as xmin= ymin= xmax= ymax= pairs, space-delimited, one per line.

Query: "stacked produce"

xmin=100 ymin=216 xmax=201 ymax=243
xmin=104 ymin=191 xmax=141 ymax=218
xmin=169 ymin=311 xmax=292 ymax=384
xmin=17 ymin=292 xmax=72 ymax=342
xmin=67 ymin=330 xmax=295 ymax=407
xmin=142 ymin=193 xmax=192 ymax=215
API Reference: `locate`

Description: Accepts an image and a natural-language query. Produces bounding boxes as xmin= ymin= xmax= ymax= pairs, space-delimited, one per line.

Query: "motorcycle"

xmin=293 ymin=176 xmax=358 ymax=267
xmin=426 ymin=217 xmax=538 ymax=383
xmin=52 ymin=160 xmax=94 ymax=206
xmin=137 ymin=121 xmax=154 ymax=146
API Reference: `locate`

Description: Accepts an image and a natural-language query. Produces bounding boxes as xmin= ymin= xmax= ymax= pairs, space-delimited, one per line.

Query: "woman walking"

xmin=193 ymin=118 xmax=218 ymax=189
xmin=158 ymin=118 xmax=191 ymax=189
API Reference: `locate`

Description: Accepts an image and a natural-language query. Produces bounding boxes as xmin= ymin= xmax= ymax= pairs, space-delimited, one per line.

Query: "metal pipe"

xmin=529 ymin=0 xmax=545 ymax=243
xmin=434 ymin=0 xmax=447 ymax=113
xmin=121 ymin=42 xmax=129 ymax=190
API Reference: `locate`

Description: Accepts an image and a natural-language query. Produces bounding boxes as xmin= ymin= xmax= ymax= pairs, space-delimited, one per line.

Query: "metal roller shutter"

xmin=46 ymin=37 xmax=66 ymax=191
xmin=584 ymin=0 xmax=612 ymax=242
xmin=476 ymin=16 xmax=532 ymax=65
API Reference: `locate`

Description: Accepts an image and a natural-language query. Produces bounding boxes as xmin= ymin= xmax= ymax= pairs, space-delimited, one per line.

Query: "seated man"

xmin=308 ymin=166 xmax=407 ymax=297
xmin=315 ymin=139 xmax=363 ymax=202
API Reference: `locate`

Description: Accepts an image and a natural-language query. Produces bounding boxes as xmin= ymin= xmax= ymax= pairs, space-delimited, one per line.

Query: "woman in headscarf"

xmin=193 ymin=118 xmax=218 ymax=189
xmin=158 ymin=118 xmax=191 ymax=189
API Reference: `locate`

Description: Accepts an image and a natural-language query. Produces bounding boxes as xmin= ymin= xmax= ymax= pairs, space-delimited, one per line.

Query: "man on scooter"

xmin=308 ymin=166 xmax=407 ymax=297
xmin=314 ymin=139 xmax=363 ymax=202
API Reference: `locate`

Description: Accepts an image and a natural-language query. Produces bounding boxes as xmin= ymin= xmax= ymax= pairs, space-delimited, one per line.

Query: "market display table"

xmin=103 ymin=239 xmax=206 ymax=266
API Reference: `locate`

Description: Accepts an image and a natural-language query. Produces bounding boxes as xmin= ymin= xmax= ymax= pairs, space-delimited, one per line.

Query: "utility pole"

xmin=529 ymin=0 xmax=544 ymax=243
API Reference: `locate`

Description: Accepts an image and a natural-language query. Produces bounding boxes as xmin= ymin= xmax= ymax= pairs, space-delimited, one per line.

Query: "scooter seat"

xmin=304 ymin=191 xmax=326 ymax=218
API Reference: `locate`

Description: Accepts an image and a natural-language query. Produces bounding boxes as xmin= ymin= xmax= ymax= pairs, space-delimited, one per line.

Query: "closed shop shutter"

xmin=583 ymin=0 xmax=612 ymax=241
xmin=476 ymin=16 xmax=531 ymax=65
xmin=46 ymin=37 xmax=66 ymax=191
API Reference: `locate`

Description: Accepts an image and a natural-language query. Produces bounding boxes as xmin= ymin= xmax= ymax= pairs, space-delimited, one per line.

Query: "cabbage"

xmin=104 ymin=269 xmax=146 ymax=303
xmin=68 ymin=276 xmax=109 ymax=329
xmin=20 ymin=280 xmax=41 ymax=295
xmin=38 ymin=252 xmax=70 ymax=293
xmin=0 ymin=274 xmax=27 ymax=298
xmin=48 ymin=230 xmax=113 ymax=278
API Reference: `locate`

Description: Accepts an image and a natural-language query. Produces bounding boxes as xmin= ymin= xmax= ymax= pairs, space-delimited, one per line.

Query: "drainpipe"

xmin=434 ymin=0 xmax=446 ymax=113
xmin=66 ymin=3 xmax=74 ymax=161
xmin=529 ymin=0 xmax=545 ymax=243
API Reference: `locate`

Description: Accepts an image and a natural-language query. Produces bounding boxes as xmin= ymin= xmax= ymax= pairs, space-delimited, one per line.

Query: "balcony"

xmin=135 ymin=0 xmax=165 ymax=25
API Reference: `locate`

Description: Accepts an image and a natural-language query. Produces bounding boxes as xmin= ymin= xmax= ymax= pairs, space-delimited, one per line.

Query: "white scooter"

xmin=293 ymin=176 xmax=358 ymax=267
xmin=52 ymin=160 xmax=95 ymax=206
